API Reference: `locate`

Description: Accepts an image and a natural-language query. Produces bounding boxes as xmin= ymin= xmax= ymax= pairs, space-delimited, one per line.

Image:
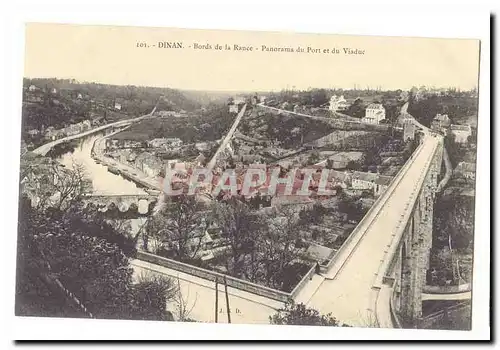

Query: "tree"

xmin=337 ymin=194 xmax=366 ymax=222
xmin=15 ymin=196 xmax=175 ymax=320
xmin=211 ymin=198 xmax=263 ymax=277
xmin=269 ymin=300 xmax=349 ymax=326
xmin=130 ymin=272 xmax=177 ymax=321
xmin=20 ymin=154 xmax=92 ymax=211
xmin=345 ymin=98 xmax=365 ymax=119
xmin=259 ymin=206 xmax=306 ymax=289
xmin=146 ymin=195 xmax=208 ymax=261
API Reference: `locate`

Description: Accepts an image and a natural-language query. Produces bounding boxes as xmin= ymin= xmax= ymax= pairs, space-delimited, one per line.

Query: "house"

xmin=27 ymin=129 xmax=40 ymax=136
xmin=454 ymin=161 xmax=476 ymax=180
xmin=229 ymin=103 xmax=239 ymax=113
xmin=148 ymin=138 xmax=183 ymax=149
xmin=77 ymin=93 xmax=83 ymax=99
xmin=195 ymin=142 xmax=211 ymax=152
xmin=51 ymin=88 xmax=57 ymax=94
xmin=398 ymin=114 xmax=414 ymax=126
xmin=271 ymin=195 xmax=314 ymax=209
xmin=403 ymin=122 xmax=416 ymax=141
xmin=157 ymin=111 xmax=177 ymax=118
xmin=327 ymin=154 xmax=350 ymax=169
xmin=328 ymin=170 xmax=351 ymax=188
xmin=329 ymin=95 xmax=349 ymax=112
xmin=450 ymin=124 xmax=472 ymax=143
xmin=399 ymin=91 xmax=409 ymax=101
xmin=28 ymin=85 xmax=37 ymax=92
xmin=431 ymin=114 xmax=451 ymax=133
xmin=134 ymin=152 xmax=163 ymax=178
xmin=107 ymin=139 xmax=146 ymax=150
xmin=362 ymin=103 xmax=386 ymax=124
xmin=114 ymin=102 xmax=122 ymax=110
xmin=351 ymin=171 xmax=379 ymax=190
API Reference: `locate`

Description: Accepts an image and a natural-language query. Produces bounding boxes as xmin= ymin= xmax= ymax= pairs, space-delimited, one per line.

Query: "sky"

xmin=24 ymin=23 xmax=481 ymax=92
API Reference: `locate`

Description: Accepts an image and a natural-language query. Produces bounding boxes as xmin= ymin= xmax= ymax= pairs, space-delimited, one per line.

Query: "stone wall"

xmin=136 ymin=250 xmax=316 ymax=303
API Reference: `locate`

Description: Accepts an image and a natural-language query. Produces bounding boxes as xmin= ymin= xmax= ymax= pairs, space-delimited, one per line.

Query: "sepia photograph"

xmin=13 ymin=20 xmax=486 ymax=338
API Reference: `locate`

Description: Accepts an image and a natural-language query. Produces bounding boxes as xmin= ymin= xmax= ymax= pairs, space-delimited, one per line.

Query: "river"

xmin=57 ymin=132 xmax=148 ymax=234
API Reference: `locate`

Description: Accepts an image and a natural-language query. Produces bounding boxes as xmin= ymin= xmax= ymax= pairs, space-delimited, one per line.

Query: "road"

xmin=33 ymin=103 xmax=159 ymax=156
xmin=206 ymin=104 xmax=247 ymax=171
xmin=258 ymin=103 xmax=362 ymax=124
xmin=304 ymin=126 xmax=441 ymax=327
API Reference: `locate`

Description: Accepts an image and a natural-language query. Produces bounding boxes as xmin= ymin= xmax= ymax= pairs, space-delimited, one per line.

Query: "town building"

xmin=106 ymin=138 xmax=147 ymax=150
xmin=77 ymin=93 xmax=83 ymax=99
xmin=51 ymin=88 xmax=57 ymax=94
xmin=454 ymin=161 xmax=476 ymax=180
xmin=399 ymin=91 xmax=409 ymax=101
xmin=431 ymin=114 xmax=451 ymax=133
xmin=329 ymin=95 xmax=350 ymax=112
xmin=147 ymin=138 xmax=183 ymax=149
xmin=397 ymin=114 xmax=414 ymax=126
xmin=156 ymin=111 xmax=177 ymax=118
xmin=195 ymin=142 xmax=212 ymax=152
xmin=134 ymin=152 xmax=163 ymax=178
xmin=351 ymin=171 xmax=393 ymax=196
xmin=403 ymin=122 xmax=416 ymax=141
xmin=228 ymin=104 xmax=239 ymax=113
xmin=450 ymin=124 xmax=472 ymax=143
xmin=114 ymin=102 xmax=122 ymax=110
xmin=362 ymin=104 xmax=386 ymax=124
xmin=28 ymin=85 xmax=37 ymax=92
xmin=351 ymin=171 xmax=379 ymax=191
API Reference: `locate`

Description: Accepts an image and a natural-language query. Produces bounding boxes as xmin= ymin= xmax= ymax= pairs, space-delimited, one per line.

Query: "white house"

xmin=351 ymin=171 xmax=379 ymax=190
xmin=329 ymin=95 xmax=349 ymax=112
xmin=228 ymin=104 xmax=239 ymax=113
xmin=148 ymin=138 xmax=183 ymax=149
xmin=362 ymin=103 xmax=386 ymax=124
xmin=450 ymin=124 xmax=472 ymax=143
xmin=114 ymin=102 xmax=122 ymax=110
xmin=28 ymin=85 xmax=37 ymax=92
xmin=352 ymin=171 xmax=393 ymax=196
xmin=431 ymin=114 xmax=451 ymax=134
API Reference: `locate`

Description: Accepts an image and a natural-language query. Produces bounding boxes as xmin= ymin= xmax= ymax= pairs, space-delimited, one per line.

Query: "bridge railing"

xmin=372 ymin=135 xmax=441 ymax=290
xmin=319 ymin=135 xmax=428 ymax=275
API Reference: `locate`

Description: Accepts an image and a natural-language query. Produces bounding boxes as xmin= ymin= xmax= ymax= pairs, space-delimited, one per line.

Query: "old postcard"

xmin=16 ymin=22 xmax=482 ymax=334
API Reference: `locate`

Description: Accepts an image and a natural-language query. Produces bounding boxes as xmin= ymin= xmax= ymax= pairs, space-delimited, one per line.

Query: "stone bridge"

xmin=300 ymin=114 xmax=450 ymax=328
xmin=82 ymin=194 xmax=158 ymax=215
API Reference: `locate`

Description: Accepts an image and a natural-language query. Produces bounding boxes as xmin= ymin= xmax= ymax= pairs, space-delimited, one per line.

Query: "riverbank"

xmin=91 ymin=133 xmax=162 ymax=193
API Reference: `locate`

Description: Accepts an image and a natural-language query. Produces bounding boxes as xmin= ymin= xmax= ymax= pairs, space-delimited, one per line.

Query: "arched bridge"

xmin=81 ymin=194 xmax=158 ymax=215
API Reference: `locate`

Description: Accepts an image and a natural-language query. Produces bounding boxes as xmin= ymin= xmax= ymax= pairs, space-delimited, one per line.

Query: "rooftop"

xmin=455 ymin=161 xmax=476 ymax=173
xmin=352 ymin=171 xmax=379 ymax=182
xmin=366 ymin=103 xmax=384 ymax=110
xmin=450 ymin=124 xmax=472 ymax=131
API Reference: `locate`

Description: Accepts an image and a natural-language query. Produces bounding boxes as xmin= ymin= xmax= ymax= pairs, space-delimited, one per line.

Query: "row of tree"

xmin=144 ymin=196 xmax=316 ymax=292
